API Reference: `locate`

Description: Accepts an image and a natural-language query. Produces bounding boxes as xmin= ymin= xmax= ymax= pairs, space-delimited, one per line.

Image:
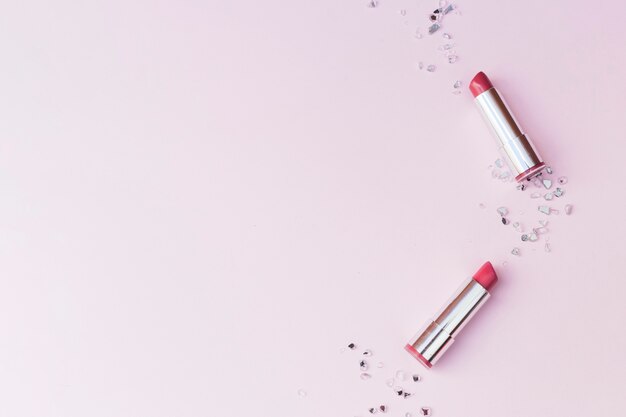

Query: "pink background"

xmin=1 ymin=1 xmax=625 ymax=416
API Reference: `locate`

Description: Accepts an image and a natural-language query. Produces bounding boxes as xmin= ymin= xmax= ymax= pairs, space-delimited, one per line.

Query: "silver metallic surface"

xmin=475 ymin=88 xmax=543 ymax=176
xmin=408 ymin=279 xmax=490 ymax=365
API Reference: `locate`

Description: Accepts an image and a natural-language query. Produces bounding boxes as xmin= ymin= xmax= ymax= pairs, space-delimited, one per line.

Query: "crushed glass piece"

xmin=539 ymin=220 xmax=548 ymax=226
xmin=553 ymin=188 xmax=564 ymax=197
xmin=403 ymin=392 xmax=412 ymax=398
xmin=428 ymin=23 xmax=441 ymax=34
xmin=298 ymin=389 xmax=307 ymax=397
xmin=421 ymin=407 xmax=432 ymax=416
xmin=542 ymin=179 xmax=552 ymax=189
xmin=501 ymin=217 xmax=509 ymax=225
xmin=499 ymin=171 xmax=510 ymax=180
xmin=418 ymin=61 xmax=424 ymax=70
xmin=348 ymin=343 xmax=356 ymax=350
xmin=453 ymin=80 xmax=462 ymax=89
xmin=538 ymin=205 xmax=551 ymax=215
xmin=534 ymin=226 xmax=548 ymax=234
xmin=521 ymin=234 xmax=528 ymax=242
xmin=385 ymin=378 xmax=395 ymax=387
xmin=443 ymin=3 xmax=455 ymax=14
xmin=530 ymin=192 xmax=541 ymax=198
xmin=497 ymin=207 xmax=508 ymax=216
xmin=412 ymin=374 xmax=421 ymax=382
xmin=379 ymin=405 xmax=387 ymax=413
xmin=377 ymin=362 xmax=384 ymax=368
xmin=394 ymin=386 xmax=404 ymax=396
xmin=426 ymin=64 xmax=436 ymax=72
xmin=369 ymin=407 xmax=378 ymax=414
xmin=528 ymin=233 xmax=538 ymax=242
xmin=363 ymin=349 xmax=373 ymax=356
xmin=447 ymin=54 xmax=458 ymax=64
xmin=440 ymin=43 xmax=455 ymax=51
xmin=545 ymin=242 xmax=551 ymax=252
xmin=558 ymin=176 xmax=568 ymax=184
xmin=544 ymin=192 xmax=554 ymax=201
xmin=511 ymin=247 xmax=520 ymax=256
xmin=513 ymin=222 xmax=523 ymax=232
xmin=495 ymin=159 xmax=504 ymax=168
xmin=400 ymin=9 xmax=407 ymax=16
xmin=565 ymin=204 xmax=573 ymax=215
xmin=546 ymin=166 xmax=553 ymax=174
xmin=517 ymin=183 xmax=526 ymax=191
xmin=361 ymin=372 xmax=372 ymax=380
xmin=395 ymin=370 xmax=407 ymax=381
xmin=367 ymin=0 xmax=379 ymax=8
xmin=479 ymin=203 xmax=485 ymax=209
xmin=443 ymin=32 xmax=452 ymax=39
xmin=360 ymin=360 xmax=369 ymax=371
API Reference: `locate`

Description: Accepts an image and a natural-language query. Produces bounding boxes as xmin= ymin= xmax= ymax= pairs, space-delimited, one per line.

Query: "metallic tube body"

xmin=407 ymin=279 xmax=490 ymax=366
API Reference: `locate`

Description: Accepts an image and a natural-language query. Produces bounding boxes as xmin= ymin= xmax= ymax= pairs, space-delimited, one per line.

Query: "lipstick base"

xmin=404 ymin=344 xmax=433 ymax=368
xmin=515 ymin=162 xmax=546 ymax=182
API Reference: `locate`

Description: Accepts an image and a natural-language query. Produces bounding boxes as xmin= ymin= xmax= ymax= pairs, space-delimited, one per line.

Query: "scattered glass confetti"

xmin=447 ymin=54 xmax=458 ymax=63
xmin=531 ymin=192 xmax=541 ymax=198
xmin=534 ymin=226 xmax=548 ymax=234
xmin=542 ymin=179 xmax=552 ymax=189
xmin=544 ymin=192 xmax=554 ymax=201
xmin=366 ymin=0 xmax=379 ymax=8
xmin=553 ymin=188 xmax=564 ymax=197
xmin=418 ymin=61 xmax=424 ymax=70
xmin=517 ymin=183 xmax=526 ymax=191
xmin=495 ymin=159 xmax=504 ymax=168
xmin=497 ymin=207 xmax=508 ymax=216
xmin=513 ymin=222 xmax=523 ymax=232
xmin=499 ymin=171 xmax=510 ymax=180
xmin=369 ymin=407 xmax=378 ymax=414
xmin=501 ymin=217 xmax=509 ymax=225
xmin=428 ymin=23 xmax=441 ymax=34
xmin=538 ymin=205 xmax=551 ymax=215
xmin=379 ymin=405 xmax=387 ymax=413
xmin=565 ymin=204 xmax=573 ymax=215
xmin=528 ymin=233 xmax=538 ymax=242
xmin=545 ymin=242 xmax=551 ymax=252
xmin=443 ymin=3 xmax=455 ymax=14
xmin=539 ymin=220 xmax=548 ymax=226
xmin=421 ymin=407 xmax=432 ymax=416
xmin=443 ymin=32 xmax=452 ymax=39
xmin=403 ymin=392 xmax=412 ymax=399
xmin=532 ymin=178 xmax=543 ymax=188
xmin=511 ymin=247 xmax=520 ymax=256
xmin=412 ymin=374 xmax=421 ymax=382
xmin=521 ymin=234 xmax=528 ymax=242
xmin=298 ymin=389 xmax=307 ymax=397
xmin=546 ymin=166 xmax=553 ymax=174
xmin=360 ymin=360 xmax=369 ymax=371
xmin=426 ymin=64 xmax=436 ymax=72
xmin=400 ymin=9 xmax=407 ymax=16
xmin=348 ymin=343 xmax=356 ymax=350
xmin=385 ymin=378 xmax=395 ymax=387
xmin=558 ymin=176 xmax=568 ymax=185
xmin=453 ymin=80 xmax=462 ymax=89
xmin=394 ymin=386 xmax=404 ymax=396
xmin=363 ymin=349 xmax=373 ymax=356
xmin=361 ymin=372 xmax=372 ymax=380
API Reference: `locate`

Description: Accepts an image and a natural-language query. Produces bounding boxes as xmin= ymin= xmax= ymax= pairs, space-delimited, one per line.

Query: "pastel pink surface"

xmin=473 ymin=261 xmax=498 ymax=291
xmin=0 ymin=1 xmax=625 ymax=417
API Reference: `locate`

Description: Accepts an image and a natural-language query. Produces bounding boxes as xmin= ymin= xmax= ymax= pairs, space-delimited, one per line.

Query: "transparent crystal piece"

xmin=553 ymin=188 xmax=564 ymax=197
xmin=421 ymin=407 xmax=432 ymax=416
xmin=360 ymin=360 xmax=369 ymax=371
xmin=428 ymin=23 xmax=441 ymax=34
xmin=415 ymin=30 xmax=423 ymax=39
xmin=565 ymin=204 xmax=573 ymax=215
xmin=511 ymin=247 xmax=520 ymax=256
xmin=539 ymin=220 xmax=548 ymax=226
xmin=412 ymin=374 xmax=421 ymax=382
xmin=400 ymin=9 xmax=407 ymax=16
xmin=532 ymin=178 xmax=543 ymax=188
xmin=558 ymin=176 xmax=568 ymax=184
xmin=447 ymin=54 xmax=458 ymax=64
xmin=426 ymin=64 xmax=436 ymax=72
xmin=361 ymin=372 xmax=372 ymax=380
xmin=395 ymin=370 xmax=407 ymax=381
xmin=363 ymin=349 xmax=373 ymax=356
xmin=418 ymin=61 xmax=424 ymax=70
xmin=406 ymin=413 xmax=413 ymax=417
xmin=443 ymin=33 xmax=452 ymax=39
xmin=379 ymin=405 xmax=387 ymax=413
xmin=403 ymin=392 xmax=412 ymax=398
xmin=453 ymin=80 xmax=462 ymax=89
xmin=542 ymin=179 xmax=552 ymax=189
xmin=298 ymin=389 xmax=307 ymax=397
xmin=551 ymin=209 xmax=560 ymax=215
xmin=538 ymin=205 xmax=551 ymax=215
xmin=497 ymin=207 xmax=508 ymax=216
xmin=367 ymin=0 xmax=379 ymax=8
xmin=544 ymin=192 xmax=554 ymax=201
xmin=369 ymin=407 xmax=378 ymax=414
xmin=528 ymin=233 xmax=538 ymax=242
xmin=348 ymin=343 xmax=356 ymax=350
xmin=495 ymin=159 xmax=504 ymax=168
xmin=521 ymin=234 xmax=528 ymax=242
xmin=394 ymin=386 xmax=404 ymax=396
xmin=546 ymin=166 xmax=553 ymax=174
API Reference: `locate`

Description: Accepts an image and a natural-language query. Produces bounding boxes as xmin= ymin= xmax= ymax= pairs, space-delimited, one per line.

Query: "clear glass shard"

xmin=495 ymin=159 xmax=504 ymax=168
xmin=443 ymin=33 xmax=452 ymax=39
xmin=363 ymin=349 xmax=373 ymax=356
xmin=553 ymin=188 xmax=564 ymax=197
xmin=421 ymin=407 xmax=432 ymax=416
xmin=428 ymin=23 xmax=441 ymax=34
xmin=546 ymin=166 xmax=553 ymax=174
xmin=558 ymin=176 xmax=568 ymax=185
xmin=453 ymin=80 xmax=462 ymax=89
xmin=565 ymin=204 xmax=573 ymax=215
xmin=369 ymin=407 xmax=378 ymax=414
xmin=379 ymin=405 xmax=387 ymax=413
xmin=426 ymin=64 xmax=436 ymax=72
xmin=542 ymin=179 xmax=552 ymax=189
xmin=377 ymin=362 xmax=384 ymax=368
xmin=528 ymin=233 xmax=538 ymax=242
xmin=544 ymin=192 xmax=554 ymax=201
xmin=447 ymin=54 xmax=458 ymax=64
xmin=367 ymin=0 xmax=379 ymax=8
xmin=412 ymin=374 xmax=421 ymax=382
xmin=360 ymin=360 xmax=369 ymax=371
xmin=348 ymin=343 xmax=356 ymax=350
xmin=538 ymin=205 xmax=551 ymax=215
xmin=418 ymin=61 xmax=424 ymax=70
xmin=511 ymin=247 xmax=520 ymax=256
xmin=497 ymin=207 xmax=508 ymax=216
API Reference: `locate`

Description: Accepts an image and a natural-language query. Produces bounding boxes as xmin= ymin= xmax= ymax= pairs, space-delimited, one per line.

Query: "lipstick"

xmin=470 ymin=71 xmax=546 ymax=182
xmin=405 ymin=262 xmax=498 ymax=368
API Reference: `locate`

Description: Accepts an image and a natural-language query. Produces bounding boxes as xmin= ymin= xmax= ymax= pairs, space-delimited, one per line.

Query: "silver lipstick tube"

xmin=475 ymin=88 xmax=545 ymax=181
xmin=406 ymin=278 xmax=490 ymax=366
